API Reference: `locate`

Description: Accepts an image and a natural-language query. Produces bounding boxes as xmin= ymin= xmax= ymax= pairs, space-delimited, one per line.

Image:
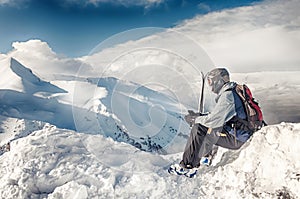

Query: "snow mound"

xmin=0 ymin=115 xmax=46 ymax=146
xmin=0 ymin=117 xmax=299 ymax=198
xmin=200 ymin=122 xmax=300 ymax=198
xmin=0 ymin=119 xmax=169 ymax=198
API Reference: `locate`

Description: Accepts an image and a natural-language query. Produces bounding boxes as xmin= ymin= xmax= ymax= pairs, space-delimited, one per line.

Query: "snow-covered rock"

xmin=200 ymin=122 xmax=300 ymax=198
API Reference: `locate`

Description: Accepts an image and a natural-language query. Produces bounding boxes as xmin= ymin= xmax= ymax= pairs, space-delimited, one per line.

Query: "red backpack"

xmin=234 ymin=84 xmax=265 ymax=131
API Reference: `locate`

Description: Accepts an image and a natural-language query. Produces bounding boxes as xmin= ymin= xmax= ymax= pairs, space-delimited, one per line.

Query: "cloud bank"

xmin=1 ymin=0 xmax=299 ymax=74
xmin=175 ymin=0 xmax=300 ymax=72
xmin=0 ymin=40 xmax=94 ymax=80
xmin=78 ymin=0 xmax=300 ymax=73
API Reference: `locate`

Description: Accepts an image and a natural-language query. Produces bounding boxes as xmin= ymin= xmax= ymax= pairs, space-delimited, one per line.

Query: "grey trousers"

xmin=180 ymin=123 xmax=244 ymax=168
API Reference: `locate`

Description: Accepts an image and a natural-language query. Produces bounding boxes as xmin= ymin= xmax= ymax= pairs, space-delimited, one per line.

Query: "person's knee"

xmin=221 ymin=139 xmax=244 ymax=150
xmin=204 ymin=132 xmax=220 ymax=145
xmin=190 ymin=124 xmax=200 ymax=135
xmin=192 ymin=124 xmax=208 ymax=136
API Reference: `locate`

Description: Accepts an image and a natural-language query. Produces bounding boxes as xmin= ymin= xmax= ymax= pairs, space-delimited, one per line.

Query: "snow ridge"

xmin=9 ymin=58 xmax=67 ymax=95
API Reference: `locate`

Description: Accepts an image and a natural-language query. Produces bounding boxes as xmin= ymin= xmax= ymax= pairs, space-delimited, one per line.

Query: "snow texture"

xmin=0 ymin=117 xmax=299 ymax=198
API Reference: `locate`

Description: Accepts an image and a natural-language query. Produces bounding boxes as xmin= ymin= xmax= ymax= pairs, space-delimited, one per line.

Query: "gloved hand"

xmin=185 ymin=110 xmax=208 ymax=127
xmin=185 ymin=110 xmax=201 ymax=127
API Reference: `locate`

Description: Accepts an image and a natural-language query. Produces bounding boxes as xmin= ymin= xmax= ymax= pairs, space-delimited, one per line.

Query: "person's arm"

xmin=195 ymin=91 xmax=236 ymax=128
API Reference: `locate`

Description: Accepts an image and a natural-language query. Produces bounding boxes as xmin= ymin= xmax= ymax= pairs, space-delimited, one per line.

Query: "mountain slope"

xmin=0 ymin=58 xmax=75 ymax=130
xmin=0 ymin=58 xmax=66 ymax=95
xmin=74 ymin=77 xmax=190 ymax=153
xmin=0 ymin=117 xmax=299 ymax=198
xmin=0 ymin=58 xmax=190 ymax=153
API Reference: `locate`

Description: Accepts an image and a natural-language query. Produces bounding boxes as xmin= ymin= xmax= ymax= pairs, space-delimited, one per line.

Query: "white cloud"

xmin=78 ymin=0 xmax=300 ymax=78
xmin=197 ymin=3 xmax=211 ymax=12
xmin=12 ymin=40 xmax=57 ymax=59
xmin=78 ymin=0 xmax=300 ymax=83
xmin=5 ymin=40 xmax=94 ymax=80
xmin=3 ymin=0 xmax=300 ymax=76
xmin=175 ymin=0 xmax=300 ymax=72
xmin=0 ymin=0 xmax=10 ymax=4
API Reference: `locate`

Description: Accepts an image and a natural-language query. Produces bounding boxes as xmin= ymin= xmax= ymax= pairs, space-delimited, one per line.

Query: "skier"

xmin=169 ymin=68 xmax=263 ymax=178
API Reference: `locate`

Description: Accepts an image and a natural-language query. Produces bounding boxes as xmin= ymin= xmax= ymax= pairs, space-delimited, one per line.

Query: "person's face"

xmin=207 ymin=76 xmax=216 ymax=93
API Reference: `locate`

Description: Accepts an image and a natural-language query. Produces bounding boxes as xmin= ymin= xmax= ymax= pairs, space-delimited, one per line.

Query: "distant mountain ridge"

xmin=0 ymin=58 xmax=190 ymax=153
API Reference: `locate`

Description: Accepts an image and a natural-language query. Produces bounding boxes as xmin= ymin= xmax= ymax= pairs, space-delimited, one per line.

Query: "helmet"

xmin=206 ymin=68 xmax=230 ymax=94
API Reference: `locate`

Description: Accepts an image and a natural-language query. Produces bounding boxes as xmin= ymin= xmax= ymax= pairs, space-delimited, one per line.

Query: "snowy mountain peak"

xmin=0 ymin=57 xmax=66 ymax=95
xmin=10 ymin=58 xmax=41 ymax=84
xmin=9 ymin=58 xmax=67 ymax=95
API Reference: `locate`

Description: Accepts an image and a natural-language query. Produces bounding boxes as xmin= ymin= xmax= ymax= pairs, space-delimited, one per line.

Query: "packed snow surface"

xmin=0 ymin=117 xmax=299 ymax=198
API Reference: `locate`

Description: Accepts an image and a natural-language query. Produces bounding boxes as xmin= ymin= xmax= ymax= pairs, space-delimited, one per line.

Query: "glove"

xmin=185 ymin=114 xmax=197 ymax=127
xmin=184 ymin=110 xmax=200 ymax=127
xmin=185 ymin=110 xmax=208 ymax=127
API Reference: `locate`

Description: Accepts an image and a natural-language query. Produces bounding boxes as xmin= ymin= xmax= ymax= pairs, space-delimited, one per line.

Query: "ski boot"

xmin=168 ymin=164 xmax=198 ymax=178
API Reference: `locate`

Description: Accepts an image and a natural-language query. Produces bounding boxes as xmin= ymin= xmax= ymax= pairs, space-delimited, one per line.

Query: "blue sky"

xmin=0 ymin=0 xmax=262 ymax=57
